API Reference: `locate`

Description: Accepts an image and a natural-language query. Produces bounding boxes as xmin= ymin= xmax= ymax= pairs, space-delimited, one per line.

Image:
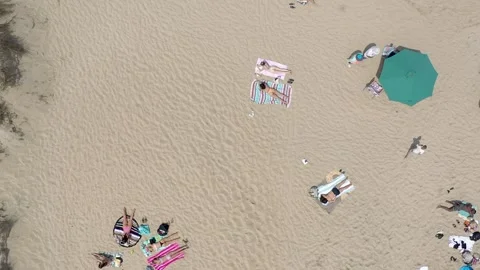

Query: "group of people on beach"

xmin=436 ymin=200 xmax=480 ymax=269
xmin=91 ymin=208 xmax=189 ymax=269
xmin=255 ymin=60 xmax=293 ymax=105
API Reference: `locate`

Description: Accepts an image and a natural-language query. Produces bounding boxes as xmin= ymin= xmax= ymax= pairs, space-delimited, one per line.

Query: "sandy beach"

xmin=1 ymin=0 xmax=480 ymax=269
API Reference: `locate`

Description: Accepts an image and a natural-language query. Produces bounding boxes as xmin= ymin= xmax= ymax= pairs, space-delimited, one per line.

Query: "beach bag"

xmin=471 ymin=232 xmax=480 ymax=241
xmin=157 ymin=223 xmax=169 ymax=236
xmin=139 ymin=224 xmax=150 ymax=235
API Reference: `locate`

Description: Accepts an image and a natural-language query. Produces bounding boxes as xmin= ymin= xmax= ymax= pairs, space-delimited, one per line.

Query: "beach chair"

xmin=364 ymin=79 xmax=383 ymax=97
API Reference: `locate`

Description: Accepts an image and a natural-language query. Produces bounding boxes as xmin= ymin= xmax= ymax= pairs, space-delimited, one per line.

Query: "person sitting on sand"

xmin=412 ymin=143 xmax=427 ymax=155
xmin=258 ymin=81 xmax=289 ymax=104
xmin=462 ymin=250 xmax=480 ymax=266
xmin=437 ymin=200 xmax=477 ymax=218
xmin=152 ymin=242 xmax=189 ymax=265
xmin=146 ymin=232 xmax=181 ymax=252
xmin=121 ymin=207 xmax=135 ymax=244
xmin=319 ymin=179 xmax=353 ymax=204
xmin=92 ymin=253 xmax=123 ymax=269
xmin=464 ymin=219 xmax=479 ymax=233
xmin=256 ymin=60 xmax=292 ymax=74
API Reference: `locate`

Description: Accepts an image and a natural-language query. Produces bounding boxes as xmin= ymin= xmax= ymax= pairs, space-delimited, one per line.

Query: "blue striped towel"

xmin=250 ymin=80 xmax=292 ymax=107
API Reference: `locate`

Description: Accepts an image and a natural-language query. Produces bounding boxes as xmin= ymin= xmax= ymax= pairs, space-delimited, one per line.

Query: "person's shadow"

xmin=404 ymin=136 xmax=422 ymax=158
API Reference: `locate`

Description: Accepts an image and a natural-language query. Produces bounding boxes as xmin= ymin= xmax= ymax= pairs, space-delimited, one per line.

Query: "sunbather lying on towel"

xmin=146 ymin=232 xmax=181 ymax=252
xmin=258 ymin=82 xmax=289 ymax=104
xmin=152 ymin=243 xmax=189 ymax=265
xmin=319 ymin=179 xmax=353 ymax=204
xmin=121 ymin=207 xmax=136 ymax=244
xmin=437 ymin=200 xmax=476 ymax=218
xmin=257 ymin=60 xmax=292 ymax=75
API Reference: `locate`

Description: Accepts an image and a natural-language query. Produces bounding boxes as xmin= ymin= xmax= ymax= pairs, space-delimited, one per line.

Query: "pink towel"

xmin=152 ymin=252 xmax=185 ymax=270
xmin=255 ymin=58 xmax=289 ymax=80
xmin=147 ymin=243 xmax=179 ymax=263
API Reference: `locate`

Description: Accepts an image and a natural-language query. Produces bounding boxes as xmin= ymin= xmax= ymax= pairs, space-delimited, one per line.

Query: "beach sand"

xmin=2 ymin=0 xmax=480 ymax=269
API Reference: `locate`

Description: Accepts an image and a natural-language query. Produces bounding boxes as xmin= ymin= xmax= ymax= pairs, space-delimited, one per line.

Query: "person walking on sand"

xmin=121 ymin=207 xmax=135 ymax=244
xmin=258 ymin=81 xmax=289 ymax=104
xmin=257 ymin=60 xmax=292 ymax=75
xmin=437 ymin=200 xmax=477 ymax=218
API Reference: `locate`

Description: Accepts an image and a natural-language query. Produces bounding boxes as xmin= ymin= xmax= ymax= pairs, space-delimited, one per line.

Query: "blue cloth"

xmin=250 ymin=80 xmax=291 ymax=106
xmin=459 ymin=265 xmax=473 ymax=270
xmin=139 ymin=224 xmax=150 ymax=235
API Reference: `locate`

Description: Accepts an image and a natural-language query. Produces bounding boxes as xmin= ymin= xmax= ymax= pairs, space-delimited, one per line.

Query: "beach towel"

xmin=320 ymin=179 xmax=355 ymax=204
xmin=113 ymin=216 xmax=142 ymax=248
xmin=140 ymin=234 xmax=167 ymax=257
xmin=250 ymin=80 xmax=293 ymax=108
xmin=255 ymin=58 xmax=289 ymax=80
xmin=148 ymin=243 xmax=185 ymax=270
xmin=449 ymin=235 xmax=476 ymax=252
xmin=312 ymin=171 xmax=355 ymax=213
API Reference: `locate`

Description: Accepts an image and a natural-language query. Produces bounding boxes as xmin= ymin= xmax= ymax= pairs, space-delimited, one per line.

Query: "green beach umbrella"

xmin=379 ymin=49 xmax=438 ymax=106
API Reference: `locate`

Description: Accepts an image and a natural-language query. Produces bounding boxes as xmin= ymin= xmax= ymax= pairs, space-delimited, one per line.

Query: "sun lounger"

xmin=364 ymin=79 xmax=383 ymax=97
xmin=255 ymin=58 xmax=289 ymax=80
xmin=250 ymin=80 xmax=293 ymax=108
xmin=113 ymin=216 xmax=142 ymax=248
xmin=147 ymin=243 xmax=185 ymax=270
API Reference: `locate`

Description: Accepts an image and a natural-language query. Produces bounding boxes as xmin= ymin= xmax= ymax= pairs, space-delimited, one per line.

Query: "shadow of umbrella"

xmin=396 ymin=46 xmax=421 ymax=53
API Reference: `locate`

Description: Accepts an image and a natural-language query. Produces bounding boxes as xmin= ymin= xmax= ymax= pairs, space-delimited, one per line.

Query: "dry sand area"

xmin=1 ymin=0 xmax=480 ymax=269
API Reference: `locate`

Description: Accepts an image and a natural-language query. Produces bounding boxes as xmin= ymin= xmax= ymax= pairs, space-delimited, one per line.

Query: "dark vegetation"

xmin=0 ymin=203 xmax=15 ymax=270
